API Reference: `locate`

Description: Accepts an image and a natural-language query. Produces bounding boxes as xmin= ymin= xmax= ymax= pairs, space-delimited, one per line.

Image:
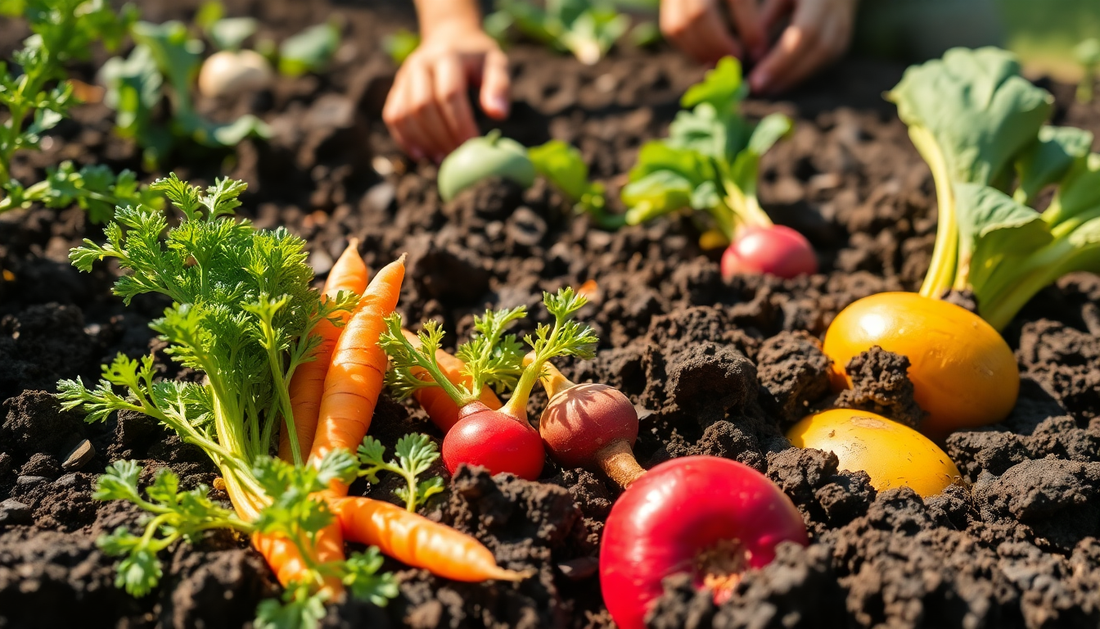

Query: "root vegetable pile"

xmin=380 ymin=288 xmax=599 ymax=480
xmin=55 ymin=176 xmax=529 ymax=626
xmin=8 ymin=4 xmax=1100 ymax=625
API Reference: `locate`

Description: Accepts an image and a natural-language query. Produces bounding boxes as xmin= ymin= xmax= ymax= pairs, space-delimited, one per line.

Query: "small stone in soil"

xmin=15 ymin=475 xmax=48 ymax=487
xmin=61 ymin=438 xmax=95 ymax=471
xmin=557 ymin=557 xmax=600 ymax=580
xmin=0 ymin=499 xmax=32 ymax=525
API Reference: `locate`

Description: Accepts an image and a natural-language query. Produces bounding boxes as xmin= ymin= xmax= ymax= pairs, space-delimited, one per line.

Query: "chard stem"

xmin=912 ymin=126 xmax=959 ymax=298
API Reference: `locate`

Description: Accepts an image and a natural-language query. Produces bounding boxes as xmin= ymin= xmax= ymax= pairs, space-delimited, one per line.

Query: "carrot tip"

xmin=493 ymin=567 xmax=536 ymax=582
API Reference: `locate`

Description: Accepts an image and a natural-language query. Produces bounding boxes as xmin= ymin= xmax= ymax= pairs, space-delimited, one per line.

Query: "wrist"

xmin=421 ymin=17 xmax=484 ymax=42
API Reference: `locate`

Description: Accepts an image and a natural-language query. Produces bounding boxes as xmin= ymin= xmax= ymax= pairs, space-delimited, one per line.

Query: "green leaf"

xmin=208 ymin=17 xmax=258 ymax=51
xmin=456 ymin=307 xmax=526 ymax=397
xmin=344 ymin=547 xmax=400 ymax=606
xmin=194 ymin=0 xmax=225 ymax=30
xmin=357 ymin=433 xmax=444 ymax=512
xmin=255 ymin=584 xmax=327 ymax=629
xmin=279 ymin=22 xmax=340 ymax=77
xmin=726 ymin=113 xmax=792 ymax=213
xmin=1048 ymin=153 xmax=1100 ymax=226
xmin=1014 ymin=126 xmax=1093 ymax=205
xmin=681 ymin=56 xmax=748 ymax=112
xmin=528 ymin=140 xmax=590 ymax=201
xmin=114 ymin=546 xmax=163 ymax=597
xmin=621 ymin=169 xmax=694 ymax=224
xmin=953 ymin=183 xmax=1053 ymax=299
xmin=94 ymin=460 xmax=143 ymax=502
xmin=526 ymin=287 xmax=598 ymax=362
xmin=132 ymin=21 xmax=203 ymax=110
xmin=887 ymin=46 xmax=1053 ymax=186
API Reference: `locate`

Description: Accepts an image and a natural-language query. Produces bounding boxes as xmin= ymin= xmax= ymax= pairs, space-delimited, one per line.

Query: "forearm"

xmin=414 ymin=0 xmax=483 ymax=39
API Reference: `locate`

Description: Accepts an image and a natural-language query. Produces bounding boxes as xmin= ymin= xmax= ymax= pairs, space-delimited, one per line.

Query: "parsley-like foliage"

xmin=0 ymin=0 xmax=156 ymax=221
xmin=357 ymin=433 xmax=445 ymax=512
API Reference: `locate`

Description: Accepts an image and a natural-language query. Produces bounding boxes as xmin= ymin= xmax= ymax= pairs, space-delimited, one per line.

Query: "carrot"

xmin=228 ymin=477 xmax=346 ymax=596
xmin=252 ymin=527 xmax=346 ymax=595
xmin=280 ymin=239 xmax=370 ymax=463
xmin=403 ymin=328 xmax=502 ymax=432
xmin=309 ymin=255 xmax=406 ymax=493
xmin=331 ymin=496 xmax=529 ymax=582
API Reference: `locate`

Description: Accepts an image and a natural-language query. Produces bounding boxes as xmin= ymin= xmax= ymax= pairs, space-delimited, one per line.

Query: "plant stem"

xmin=912 ymin=126 xmax=959 ymax=299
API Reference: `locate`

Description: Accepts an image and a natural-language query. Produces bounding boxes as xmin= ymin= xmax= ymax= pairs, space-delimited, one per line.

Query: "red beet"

xmin=600 ymin=456 xmax=808 ymax=629
xmin=721 ymin=225 xmax=817 ymax=280
xmin=537 ymin=364 xmax=645 ymax=487
xmin=441 ymin=401 xmax=545 ymax=480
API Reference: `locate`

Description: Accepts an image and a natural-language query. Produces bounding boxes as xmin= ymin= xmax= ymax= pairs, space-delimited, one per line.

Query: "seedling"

xmin=438 ymin=131 xmax=619 ymax=227
xmin=0 ymin=0 xmax=154 ymax=221
xmin=98 ymin=20 xmax=271 ymax=168
xmin=487 ymin=0 xmax=630 ymax=65
xmin=621 ymin=57 xmax=815 ymax=278
xmin=1075 ymin=38 xmax=1100 ymax=104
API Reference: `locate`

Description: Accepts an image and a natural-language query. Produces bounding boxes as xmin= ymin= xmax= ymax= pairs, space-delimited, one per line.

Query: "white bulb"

xmin=198 ymin=50 xmax=274 ymax=99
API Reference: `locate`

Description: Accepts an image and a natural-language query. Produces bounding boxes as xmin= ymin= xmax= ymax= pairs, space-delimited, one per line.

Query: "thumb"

xmin=479 ymin=49 xmax=511 ymax=120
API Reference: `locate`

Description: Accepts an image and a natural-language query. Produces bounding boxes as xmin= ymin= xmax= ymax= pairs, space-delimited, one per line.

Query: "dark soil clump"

xmin=835 ymin=346 xmax=924 ymax=428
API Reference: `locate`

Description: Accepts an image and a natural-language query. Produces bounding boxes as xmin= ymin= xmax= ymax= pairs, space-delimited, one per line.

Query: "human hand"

xmin=382 ymin=26 xmax=510 ymax=162
xmin=747 ymin=0 xmax=858 ymax=95
xmin=660 ymin=0 xmax=769 ymax=66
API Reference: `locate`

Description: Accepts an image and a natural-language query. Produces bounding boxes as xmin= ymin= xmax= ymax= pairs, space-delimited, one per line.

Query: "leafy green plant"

xmin=0 ymin=0 xmax=154 ymax=221
xmin=1076 ymin=38 xmax=1100 ymax=103
xmin=528 ymin=140 xmax=619 ymax=227
xmin=56 ymin=175 xmax=395 ymax=626
xmin=436 ymin=132 xmax=617 ymax=227
xmin=279 ymin=22 xmax=341 ymax=77
xmin=98 ymin=20 xmax=270 ymax=168
xmin=357 ymin=433 xmax=445 ymax=512
xmin=620 ymin=56 xmax=792 ymax=239
xmin=488 ymin=0 xmax=630 ymax=65
xmin=889 ymin=46 xmax=1100 ymax=330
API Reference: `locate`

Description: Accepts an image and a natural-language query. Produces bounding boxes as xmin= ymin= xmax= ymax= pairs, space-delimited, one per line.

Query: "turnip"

xmin=600 ymin=456 xmax=807 ymax=629
xmin=535 ymin=360 xmax=645 ymax=487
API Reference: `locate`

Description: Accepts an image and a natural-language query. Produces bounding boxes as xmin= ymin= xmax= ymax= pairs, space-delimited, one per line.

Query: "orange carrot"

xmin=280 ymin=240 xmax=370 ymax=462
xmin=252 ymin=527 xmax=346 ymax=595
xmin=402 ymin=328 xmax=502 ymax=432
xmin=309 ymin=255 xmax=406 ymax=493
xmin=331 ymin=496 xmax=528 ymax=582
xmin=227 ymin=477 xmax=346 ymax=597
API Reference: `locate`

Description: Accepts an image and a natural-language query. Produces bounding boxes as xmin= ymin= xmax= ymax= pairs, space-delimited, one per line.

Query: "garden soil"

xmin=3 ymin=0 xmax=1100 ymax=627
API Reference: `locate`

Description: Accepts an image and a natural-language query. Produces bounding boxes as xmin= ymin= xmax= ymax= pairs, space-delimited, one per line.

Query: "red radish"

xmin=721 ymin=225 xmax=817 ymax=280
xmin=536 ymin=360 xmax=645 ymax=487
xmin=379 ymin=288 xmax=598 ymax=481
xmin=600 ymin=456 xmax=807 ymax=629
xmin=442 ymin=400 xmax=544 ymax=480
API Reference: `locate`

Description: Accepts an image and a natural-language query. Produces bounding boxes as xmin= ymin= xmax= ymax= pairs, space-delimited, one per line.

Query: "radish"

xmin=620 ymin=57 xmax=818 ymax=280
xmin=600 ymin=456 xmax=808 ymax=629
xmin=535 ymin=360 xmax=645 ymax=487
xmin=720 ymin=224 xmax=818 ymax=280
xmin=380 ymin=288 xmax=598 ymax=480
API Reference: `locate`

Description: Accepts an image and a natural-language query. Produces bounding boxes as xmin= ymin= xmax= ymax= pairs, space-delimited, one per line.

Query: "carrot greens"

xmin=55 ymin=174 xmax=394 ymax=628
xmin=357 ymin=433 xmax=445 ymax=512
